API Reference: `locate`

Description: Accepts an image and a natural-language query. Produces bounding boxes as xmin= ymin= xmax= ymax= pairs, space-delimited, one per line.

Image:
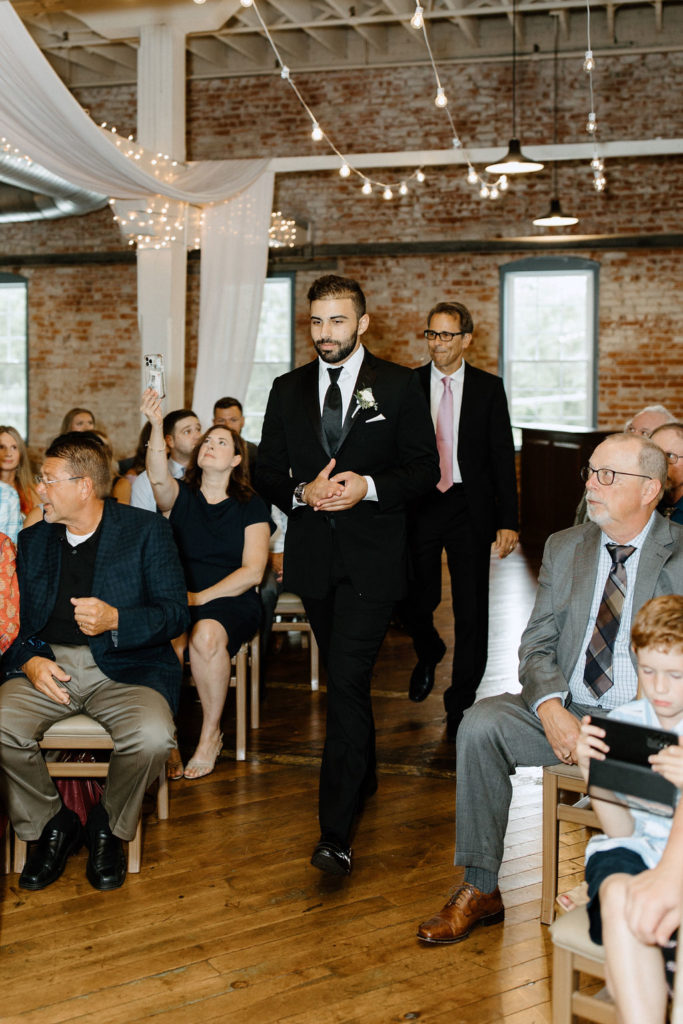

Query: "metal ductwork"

xmin=0 ymin=154 xmax=108 ymax=223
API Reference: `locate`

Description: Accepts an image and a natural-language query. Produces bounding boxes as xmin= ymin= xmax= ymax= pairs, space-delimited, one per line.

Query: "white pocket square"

xmin=365 ymin=413 xmax=386 ymax=423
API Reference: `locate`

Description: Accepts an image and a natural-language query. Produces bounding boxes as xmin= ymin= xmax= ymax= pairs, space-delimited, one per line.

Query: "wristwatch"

xmin=294 ymin=481 xmax=307 ymax=504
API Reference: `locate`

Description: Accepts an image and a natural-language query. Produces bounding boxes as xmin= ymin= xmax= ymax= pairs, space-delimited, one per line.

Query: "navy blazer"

xmin=4 ymin=500 xmax=190 ymax=712
xmin=417 ymin=361 xmax=518 ymax=543
xmin=256 ymin=349 xmax=440 ymax=601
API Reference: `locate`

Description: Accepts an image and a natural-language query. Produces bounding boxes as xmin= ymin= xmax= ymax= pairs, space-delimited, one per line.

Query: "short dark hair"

xmin=307 ymin=274 xmax=366 ymax=320
xmin=213 ymin=397 xmax=243 ymax=415
xmin=162 ymin=409 xmax=198 ymax=440
xmin=427 ymin=302 xmax=474 ymax=335
xmin=45 ymin=431 xmax=112 ymax=498
xmin=184 ymin=426 xmax=254 ymax=504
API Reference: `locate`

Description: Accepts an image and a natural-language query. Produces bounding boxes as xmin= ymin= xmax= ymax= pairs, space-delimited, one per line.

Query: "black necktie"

xmin=322 ymin=367 xmax=343 ymax=453
xmin=583 ymin=543 xmax=636 ymax=698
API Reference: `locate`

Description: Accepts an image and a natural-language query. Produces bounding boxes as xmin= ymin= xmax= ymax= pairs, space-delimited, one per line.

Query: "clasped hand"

xmin=71 ymin=596 xmax=119 ymax=636
xmin=303 ymin=458 xmax=368 ymax=511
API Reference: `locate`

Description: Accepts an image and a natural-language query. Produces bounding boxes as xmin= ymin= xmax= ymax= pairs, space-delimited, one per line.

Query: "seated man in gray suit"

xmin=417 ymin=431 xmax=683 ymax=943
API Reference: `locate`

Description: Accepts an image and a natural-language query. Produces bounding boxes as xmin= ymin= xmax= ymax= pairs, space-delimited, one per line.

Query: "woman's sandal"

xmin=556 ymin=880 xmax=589 ymax=914
xmin=166 ymin=749 xmax=184 ymax=781
xmin=183 ymin=733 xmax=224 ymax=780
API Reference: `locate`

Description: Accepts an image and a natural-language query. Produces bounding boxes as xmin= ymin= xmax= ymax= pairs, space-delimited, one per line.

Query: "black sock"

xmin=85 ymin=800 xmax=111 ymax=834
xmin=45 ymin=803 xmax=78 ymax=833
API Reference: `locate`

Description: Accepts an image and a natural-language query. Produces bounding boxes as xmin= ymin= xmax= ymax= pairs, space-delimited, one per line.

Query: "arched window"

xmin=0 ymin=273 xmax=28 ymax=437
xmin=500 ymin=257 xmax=598 ymax=435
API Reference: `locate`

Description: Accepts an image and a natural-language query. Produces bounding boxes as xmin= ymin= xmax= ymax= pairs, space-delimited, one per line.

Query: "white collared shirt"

xmin=317 ymin=342 xmax=366 ymax=420
xmin=429 ymin=360 xmax=465 ymax=484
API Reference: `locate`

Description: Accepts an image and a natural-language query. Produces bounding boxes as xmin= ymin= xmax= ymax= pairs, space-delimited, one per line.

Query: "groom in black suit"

xmin=257 ymin=275 xmax=439 ymax=875
xmin=402 ymin=301 xmax=519 ymax=740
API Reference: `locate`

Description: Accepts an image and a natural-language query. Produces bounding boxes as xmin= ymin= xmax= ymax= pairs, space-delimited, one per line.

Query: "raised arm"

xmin=140 ymin=388 xmax=179 ymax=513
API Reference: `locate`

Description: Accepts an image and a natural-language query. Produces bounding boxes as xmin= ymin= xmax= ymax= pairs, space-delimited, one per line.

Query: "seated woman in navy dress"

xmin=141 ymin=389 xmax=270 ymax=780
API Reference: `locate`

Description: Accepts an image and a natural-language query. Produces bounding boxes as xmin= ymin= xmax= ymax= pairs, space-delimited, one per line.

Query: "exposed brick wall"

xmin=0 ymin=56 xmax=680 ymax=459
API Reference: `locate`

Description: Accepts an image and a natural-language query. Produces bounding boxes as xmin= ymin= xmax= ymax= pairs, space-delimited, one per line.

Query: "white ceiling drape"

xmin=0 ymin=0 xmax=273 ymax=417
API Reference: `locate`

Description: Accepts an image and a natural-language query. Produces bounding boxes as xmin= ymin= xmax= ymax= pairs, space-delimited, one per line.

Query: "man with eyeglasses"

xmin=625 ymin=404 xmax=676 ymax=439
xmin=400 ymin=301 xmax=518 ymax=741
xmin=417 ymin=431 xmax=683 ymax=945
xmin=0 ymin=431 xmax=189 ymax=893
xmin=651 ymin=423 xmax=683 ymax=525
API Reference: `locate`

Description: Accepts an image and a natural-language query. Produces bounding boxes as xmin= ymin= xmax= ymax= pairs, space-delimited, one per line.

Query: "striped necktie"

xmin=583 ymin=543 xmax=636 ymax=698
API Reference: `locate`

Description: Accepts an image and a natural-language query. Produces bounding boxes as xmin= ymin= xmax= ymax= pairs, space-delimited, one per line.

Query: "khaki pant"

xmin=0 ymin=644 xmax=175 ymax=841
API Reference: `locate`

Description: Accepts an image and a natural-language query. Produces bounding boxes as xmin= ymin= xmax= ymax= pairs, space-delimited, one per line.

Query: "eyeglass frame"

xmin=662 ymin=450 xmax=683 ymax=465
xmin=34 ymin=474 xmax=84 ymax=488
xmin=423 ymin=329 xmax=468 ymax=342
xmin=580 ymin=464 xmax=653 ymax=487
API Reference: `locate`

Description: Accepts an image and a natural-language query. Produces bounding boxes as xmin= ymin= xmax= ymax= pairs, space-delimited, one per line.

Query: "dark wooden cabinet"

xmin=520 ymin=425 xmax=610 ymax=549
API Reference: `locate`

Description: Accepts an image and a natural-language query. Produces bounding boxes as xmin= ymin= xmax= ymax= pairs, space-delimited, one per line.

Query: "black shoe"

xmin=409 ymin=638 xmax=447 ymax=703
xmin=85 ymin=828 xmax=127 ymax=891
xmin=311 ymin=838 xmax=352 ymax=876
xmin=19 ymin=809 xmax=83 ymax=891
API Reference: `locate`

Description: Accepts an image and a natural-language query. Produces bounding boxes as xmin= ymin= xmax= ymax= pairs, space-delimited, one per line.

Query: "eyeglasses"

xmin=580 ymin=465 xmax=652 ymax=486
xmin=34 ymin=475 xmax=83 ymax=488
xmin=423 ymin=330 xmax=467 ymax=342
xmin=663 ymin=451 xmax=683 ymax=465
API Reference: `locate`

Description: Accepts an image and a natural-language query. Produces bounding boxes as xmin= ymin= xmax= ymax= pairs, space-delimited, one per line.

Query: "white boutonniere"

xmin=355 ymin=387 xmax=378 ymax=412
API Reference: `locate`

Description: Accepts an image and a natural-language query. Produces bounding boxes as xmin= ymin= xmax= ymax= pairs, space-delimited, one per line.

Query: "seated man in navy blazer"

xmin=0 ymin=432 xmax=189 ymax=892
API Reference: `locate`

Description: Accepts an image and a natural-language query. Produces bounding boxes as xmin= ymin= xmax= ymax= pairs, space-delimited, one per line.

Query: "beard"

xmin=313 ymin=329 xmax=359 ymax=365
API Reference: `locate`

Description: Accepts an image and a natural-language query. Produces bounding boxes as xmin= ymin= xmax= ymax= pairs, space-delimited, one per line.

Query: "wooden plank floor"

xmin=0 ymin=546 xmax=594 ymax=1023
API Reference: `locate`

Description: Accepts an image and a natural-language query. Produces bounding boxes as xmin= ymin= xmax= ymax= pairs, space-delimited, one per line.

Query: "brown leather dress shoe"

xmin=416 ymin=883 xmax=504 ymax=944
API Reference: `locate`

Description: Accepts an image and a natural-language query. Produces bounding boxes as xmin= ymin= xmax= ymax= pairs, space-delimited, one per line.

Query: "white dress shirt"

xmin=429 ymin=360 xmax=465 ymax=484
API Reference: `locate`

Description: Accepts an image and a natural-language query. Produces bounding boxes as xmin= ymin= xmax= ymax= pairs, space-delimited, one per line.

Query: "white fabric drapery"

xmin=0 ymin=0 xmax=274 ymax=413
xmin=192 ymin=171 xmax=275 ymax=425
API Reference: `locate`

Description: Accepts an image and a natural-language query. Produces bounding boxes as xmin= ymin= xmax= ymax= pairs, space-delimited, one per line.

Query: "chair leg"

xmin=541 ymin=771 xmax=561 ymax=925
xmin=127 ymin=817 xmax=142 ymax=874
xmin=310 ymin=629 xmax=319 ymax=691
xmin=551 ymin=945 xmax=576 ymax=1024
xmin=156 ymin=768 xmax=169 ymax=821
xmin=13 ymin=831 xmax=27 ymax=874
xmin=1 ymin=822 xmax=10 ymax=874
xmin=234 ymin=645 xmax=247 ymax=761
xmin=250 ymin=631 xmax=260 ymax=730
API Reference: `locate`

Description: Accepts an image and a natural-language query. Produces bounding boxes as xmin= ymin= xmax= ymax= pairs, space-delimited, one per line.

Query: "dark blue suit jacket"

xmin=3 ymin=500 xmax=189 ymax=712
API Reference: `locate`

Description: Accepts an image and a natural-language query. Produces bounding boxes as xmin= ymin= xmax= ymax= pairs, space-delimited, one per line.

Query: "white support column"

xmin=136 ymin=23 xmax=187 ymax=411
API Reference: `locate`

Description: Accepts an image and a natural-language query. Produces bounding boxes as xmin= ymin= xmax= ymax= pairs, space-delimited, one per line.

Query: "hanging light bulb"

xmin=452 ymin=136 xmax=462 ymax=149
xmin=239 ymin=0 xmax=253 ymax=6
xmin=361 ymin=181 xmax=372 ymax=195
xmin=339 ymin=162 xmax=351 ymax=178
xmin=415 ymin=169 xmax=426 ymax=183
xmin=583 ymin=50 xmax=595 ymax=72
xmin=586 ymin=112 xmax=597 ymax=134
xmin=435 ymin=87 xmax=448 ymax=108
xmin=383 ymin=187 xmax=393 ymax=200
xmin=490 ymin=185 xmax=500 ymax=199
xmin=590 ymin=157 xmax=604 ymax=171
xmin=499 ymin=175 xmax=509 ymax=191
xmin=594 ymin=174 xmax=606 ymax=192
xmin=410 ymin=3 xmax=424 ymax=29
xmin=311 ymin=122 xmax=323 ymax=141
xmin=280 ymin=66 xmax=290 ymax=79
xmin=467 ymin=167 xmax=478 ymax=185
xmin=399 ymin=182 xmax=408 ymax=196
xmin=479 ymin=184 xmax=490 ymax=198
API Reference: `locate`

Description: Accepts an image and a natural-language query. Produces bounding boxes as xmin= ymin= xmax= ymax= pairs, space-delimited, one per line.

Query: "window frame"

xmin=243 ymin=271 xmax=295 ymax=442
xmin=499 ymin=256 xmax=599 ymax=431
xmin=0 ymin=272 xmax=29 ymax=439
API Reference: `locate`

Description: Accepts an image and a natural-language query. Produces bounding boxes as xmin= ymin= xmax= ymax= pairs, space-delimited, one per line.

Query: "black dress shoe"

xmin=85 ymin=829 xmax=127 ymax=891
xmin=310 ymin=839 xmax=352 ymax=876
xmin=19 ymin=809 xmax=83 ymax=891
xmin=409 ymin=638 xmax=447 ymax=703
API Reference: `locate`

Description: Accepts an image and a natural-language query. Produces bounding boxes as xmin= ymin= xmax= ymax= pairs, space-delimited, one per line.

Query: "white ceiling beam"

xmin=268 ymin=137 xmax=683 ymax=171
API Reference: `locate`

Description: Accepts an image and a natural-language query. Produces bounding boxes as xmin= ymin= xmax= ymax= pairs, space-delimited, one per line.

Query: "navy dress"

xmin=169 ymin=482 xmax=270 ymax=655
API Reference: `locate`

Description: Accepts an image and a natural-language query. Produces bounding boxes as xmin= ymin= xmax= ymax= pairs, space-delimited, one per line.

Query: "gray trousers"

xmin=0 ymin=644 xmax=175 ymax=842
xmin=454 ymin=692 xmax=591 ymax=875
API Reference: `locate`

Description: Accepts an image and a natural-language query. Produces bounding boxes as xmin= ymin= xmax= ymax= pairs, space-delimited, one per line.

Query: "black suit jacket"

xmin=416 ymin=361 xmax=518 ymax=543
xmin=256 ymin=349 xmax=439 ymax=601
xmin=4 ymin=500 xmax=190 ymax=711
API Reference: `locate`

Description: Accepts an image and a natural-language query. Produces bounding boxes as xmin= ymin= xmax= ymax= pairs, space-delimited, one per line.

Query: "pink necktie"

xmin=436 ymin=376 xmax=453 ymax=493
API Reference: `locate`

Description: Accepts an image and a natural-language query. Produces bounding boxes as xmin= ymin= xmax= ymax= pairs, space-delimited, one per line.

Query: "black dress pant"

xmin=303 ymin=539 xmax=394 ymax=848
xmin=404 ymin=484 xmax=491 ymax=727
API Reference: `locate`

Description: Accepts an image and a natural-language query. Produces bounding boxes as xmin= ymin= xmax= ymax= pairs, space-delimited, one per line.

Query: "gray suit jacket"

xmin=518 ymin=513 xmax=683 ymax=710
